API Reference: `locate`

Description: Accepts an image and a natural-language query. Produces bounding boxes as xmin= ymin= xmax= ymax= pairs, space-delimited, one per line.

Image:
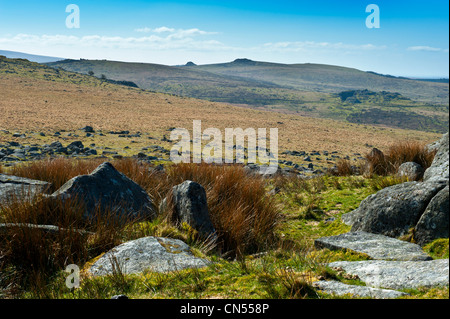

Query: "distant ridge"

xmin=0 ymin=50 xmax=64 ymax=63
xmin=186 ymin=58 xmax=449 ymax=105
xmin=46 ymin=57 xmax=449 ymax=106
xmin=366 ymin=71 xmax=449 ymax=84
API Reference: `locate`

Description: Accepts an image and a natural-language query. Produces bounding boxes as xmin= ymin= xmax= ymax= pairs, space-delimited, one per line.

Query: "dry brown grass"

xmin=5 ymin=158 xmax=280 ymax=259
xmin=9 ymin=157 xmax=104 ymax=192
xmin=363 ymin=140 xmax=437 ymax=177
xmin=0 ymin=192 xmax=134 ymax=295
xmin=386 ymin=140 xmax=436 ymax=170
xmin=0 ymin=73 xmax=440 ymax=161
xmin=164 ymin=163 xmax=281 ymax=257
xmin=329 ymin=159 xmax=355 ymax=176
xmin=0 ymin=157 xmax=168 ymax=295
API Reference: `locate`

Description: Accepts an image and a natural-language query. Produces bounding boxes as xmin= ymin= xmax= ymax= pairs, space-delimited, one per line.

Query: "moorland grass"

xmin=0 ymin=158 xmax=281 ymax=296
xmin=328 ymin=139 xmax=436 ymax=178
xmin=0 ymin=157 xmax=447 ymax=299
xmin=363 ymin=140 xmax=436 ymax=177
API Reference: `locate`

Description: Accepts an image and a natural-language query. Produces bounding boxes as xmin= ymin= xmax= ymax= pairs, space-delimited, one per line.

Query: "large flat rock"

xmin=328 ymin=259 xmax=449 ymax=290
xmin=0 ymin=223 xmax=93 ymax=236
xmin=313 ymin=280 xmax=408 ymax=299
xmin=315 ymin=231 xmax=432 ymax=261
xmin=89 ymin=236 xmax=210 ymax=276
xmin=0 ymin=173 xmax=50 ymax=203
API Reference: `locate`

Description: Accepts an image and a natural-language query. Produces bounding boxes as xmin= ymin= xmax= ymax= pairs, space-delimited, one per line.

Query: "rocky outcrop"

xmin=315 ymin=133 xmax=449 ymax=298
xmin=50 ymin=162 xmax=156 ymax=221
xmin=89 ymin=236 xmax=210 ymax=276
xmin=344 ymin=181 xmax=445 ymax=239
xmin=313 ymin=230 xmax=448 ymax=298
xmin=315 ymin=231 xmax=431 ymax=261
xmin=342 ymin=132 xmax=449 ymax=245
xmin=171 ymin=180 xmax=216 ymax=238
xmin=0 ymin=174 xmax=50 ymax=203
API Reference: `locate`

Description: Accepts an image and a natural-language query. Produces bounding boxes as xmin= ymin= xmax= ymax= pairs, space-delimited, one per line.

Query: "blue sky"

xmin=0 ymin=0 xmax=448 ymax=77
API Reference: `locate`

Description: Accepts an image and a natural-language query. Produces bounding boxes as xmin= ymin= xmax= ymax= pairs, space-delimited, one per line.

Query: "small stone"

xmin=397 ymin=162 xmax=424 ymax=181
xmin=171 ymin=180 xmax=216 ymax=238
xmin=81 ymin=126 xmax=95 ymax=133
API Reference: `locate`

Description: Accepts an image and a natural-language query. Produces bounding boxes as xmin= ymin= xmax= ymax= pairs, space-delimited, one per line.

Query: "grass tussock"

xmin=9 ymin=158 xmax=104 ymax=192
xmin=11 ymin=158 xmax=281 ymax=257
xmin=363 ymin=140 xmax=436 ymax=177
xmin=324 ymin=140 xmax=436 ymax=178
xmin=163 ymin=163 xmax=281 ymax=258
xmin=0 ymin=191 xmax=137 ymax=296
xmin=368 ymin=175 xmax=409 ymax=191
xmin=0 ymin=158 xmax=281 ymax=296
xmin=329 ymin=159 xmax=356 ymax=177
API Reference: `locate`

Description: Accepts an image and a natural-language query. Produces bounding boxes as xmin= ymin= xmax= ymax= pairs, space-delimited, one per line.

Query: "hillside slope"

xmin=184 ymin=59 xmax=449 ymax=105
xmin=46 ymin=58 xmax=449 ymax=133
xmin=1 ymin=55 xmax=440 ymax=161
xmin=0 ymin=50 xmax=64 ymax=63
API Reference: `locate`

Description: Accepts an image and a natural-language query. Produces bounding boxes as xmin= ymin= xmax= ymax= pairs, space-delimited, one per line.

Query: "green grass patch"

xmin=423 ymin=238 xmax=449 ymax=259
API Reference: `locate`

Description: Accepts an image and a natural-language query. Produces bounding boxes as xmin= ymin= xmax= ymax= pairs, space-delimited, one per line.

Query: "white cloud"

xmin=261 ymin=41 xmax=387 ymax=52
xmin=0 ymin=29 xmax=224 ymax=52
xmin=134 ymin=26 xmax=176 ymax=33
xmin=0 ymin=27 xmax=223 ymax=52
xmin=134 ymin=27 xmax=152 ymax=33
xmin=0 ymin=31 xmax=387 ymax=57
xmin=152 ymin=26 xmax=176 ymax=33
xmin=407 ymin=46 xmax=449 ymax=53
xmin=134 ymin=26 xmax=217 ymax=38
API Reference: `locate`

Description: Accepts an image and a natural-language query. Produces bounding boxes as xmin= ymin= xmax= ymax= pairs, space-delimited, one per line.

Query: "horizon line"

xmin=1 ymin=48 xmax=449 ymax=80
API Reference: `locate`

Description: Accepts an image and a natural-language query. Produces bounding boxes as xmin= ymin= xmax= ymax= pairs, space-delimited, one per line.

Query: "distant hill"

xmin=46 ymin=59 xmax=293 ymax=105
xmin=184 ymin=59 xmax=449 ymax=105
xmin=45 ymin=57 xmax=449 ymax=133
xmin=47 ymin=58 xmax=449 ymax=105
xmin=0 ymin=50 xmax=64 ymax=63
